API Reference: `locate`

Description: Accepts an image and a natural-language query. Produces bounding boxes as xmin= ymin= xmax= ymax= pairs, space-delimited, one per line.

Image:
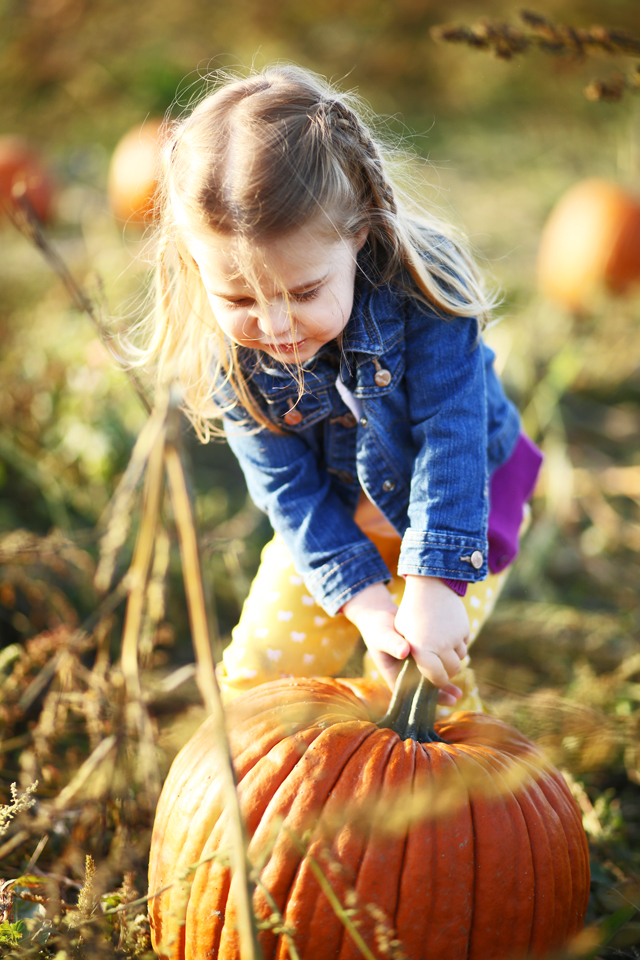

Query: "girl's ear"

xmin=355 ymin=226 xmax=369 ymax=252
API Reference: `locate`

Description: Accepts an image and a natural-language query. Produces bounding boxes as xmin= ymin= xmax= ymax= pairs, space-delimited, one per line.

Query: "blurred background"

xmin=2 ymin=0 xmax=640 ymax=953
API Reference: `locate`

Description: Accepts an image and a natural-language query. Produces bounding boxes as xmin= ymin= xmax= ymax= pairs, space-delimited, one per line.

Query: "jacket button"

xmin=284 ymin=409 xmax=303 ymax=426
xmin=382 ymin=479 xmax=395 ymax=492
xmin=341 ymin=413 xmax=357 ymax=428
xmin=374 ymin=368 xmax=392 ymax=387
xmin=359 ymin=416 xmax=368 ymax=427
xmin=470 ymin=550 xmax=483 ymax=569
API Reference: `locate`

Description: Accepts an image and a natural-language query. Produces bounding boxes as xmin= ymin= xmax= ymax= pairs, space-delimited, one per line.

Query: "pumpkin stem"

xmin=377 ymin=657 xmax=446 ymax=743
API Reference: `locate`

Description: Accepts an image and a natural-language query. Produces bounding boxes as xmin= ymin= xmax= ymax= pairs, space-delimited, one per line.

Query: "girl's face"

xmin=188 ymin=220 xmax=367 ymax=363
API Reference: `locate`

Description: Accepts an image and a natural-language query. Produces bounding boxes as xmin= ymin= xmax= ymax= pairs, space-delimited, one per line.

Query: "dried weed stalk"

xmin=6 ymin=191 xmax=151 ymax=415
xmin=0 ymin=784 xmax=38 ymax=839
xmin=432 ymin=9 xmax=640 ymax=102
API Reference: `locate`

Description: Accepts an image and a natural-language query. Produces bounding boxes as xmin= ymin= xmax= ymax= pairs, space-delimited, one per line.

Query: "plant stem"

xmin=120 ymin=423 xmax=166 ymax=802
xmin=164 ymin=387 xmax=261 ymax=960
xmin=9 ymin=194 xmax=151 ymax=414
xmin=295 ymin=847 xmax=377 ymax=960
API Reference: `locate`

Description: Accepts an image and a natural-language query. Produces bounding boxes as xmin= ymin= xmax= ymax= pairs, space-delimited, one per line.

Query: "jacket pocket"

xmin=265 ymin=388 xmax=333 ymax=431
xmin=354 ymin=344 xmax=405 ymax=399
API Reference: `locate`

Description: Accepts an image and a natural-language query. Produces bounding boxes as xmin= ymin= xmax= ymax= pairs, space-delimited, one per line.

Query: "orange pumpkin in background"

xmin=108 ymin=117 xmax=164 ymax=225
xmin=148 ymin=659 xmax=590 ymax=960
xmin=538 ymin=178 xmax=640 ymax=313
xmin=0 ymin=136 xmax=56 ymax=223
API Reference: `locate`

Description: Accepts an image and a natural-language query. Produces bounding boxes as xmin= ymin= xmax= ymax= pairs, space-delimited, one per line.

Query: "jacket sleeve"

xmin=223 ymin=417 xmax=391 ymax=615
xmin=397 ymin=305 xmax=492 ymax=581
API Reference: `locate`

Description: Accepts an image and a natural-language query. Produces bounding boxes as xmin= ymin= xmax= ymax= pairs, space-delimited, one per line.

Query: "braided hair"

xmin=324 ymin=98 xmax=397 ymax=214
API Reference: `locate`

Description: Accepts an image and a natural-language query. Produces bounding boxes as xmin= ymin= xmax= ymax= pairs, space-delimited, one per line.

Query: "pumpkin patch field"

xmin=2 ymin=1 xmax=640 ymax=958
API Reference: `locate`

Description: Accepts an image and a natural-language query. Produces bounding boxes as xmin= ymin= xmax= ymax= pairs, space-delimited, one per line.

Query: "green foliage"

xmin=0 ymin=919 xmax=26 ymax=945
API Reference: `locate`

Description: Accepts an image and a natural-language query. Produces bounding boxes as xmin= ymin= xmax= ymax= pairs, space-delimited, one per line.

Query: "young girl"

xmin=145 ymin=65 xmax=542 ymax=713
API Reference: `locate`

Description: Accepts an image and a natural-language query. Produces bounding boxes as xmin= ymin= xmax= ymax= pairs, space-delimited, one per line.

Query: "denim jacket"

xmin=223 ymin=272 xmax=521 ymax=617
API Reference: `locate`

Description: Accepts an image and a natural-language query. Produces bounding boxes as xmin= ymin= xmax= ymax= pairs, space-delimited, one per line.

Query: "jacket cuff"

xmin=398 ymin=531 xmax=488 ymax=581
xmin=305 ymin=542 xmax=392 ymax=616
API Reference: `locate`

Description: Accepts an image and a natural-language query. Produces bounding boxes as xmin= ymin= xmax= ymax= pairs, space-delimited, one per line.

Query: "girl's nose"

xmin=255 ymin=300 xmax=294 ymax=340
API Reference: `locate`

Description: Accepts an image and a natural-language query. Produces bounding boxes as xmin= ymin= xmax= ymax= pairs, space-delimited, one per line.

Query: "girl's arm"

xmin=223 ymin=416 xmax=392 ymax=616
xmin=398 ymin=310 xmax=491 ymax=582
xmin=351 ymin=303 xmax=516 ymax=692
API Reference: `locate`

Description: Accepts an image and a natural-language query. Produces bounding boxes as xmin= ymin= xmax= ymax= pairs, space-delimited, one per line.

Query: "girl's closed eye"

xmin=222 ymin=287 xmax=320 ymax=309
xmin=225 ymin=297 xmax=255 ymax=310
xmin=291 ymin=286 xmax=321 ymax=303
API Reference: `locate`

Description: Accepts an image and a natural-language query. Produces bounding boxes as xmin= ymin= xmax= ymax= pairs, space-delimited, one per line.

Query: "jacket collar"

xmin=342 ymin=282 xmax=405 ymax=356
xmin=339 ymin=244 xmax=405 ymax=357
xmin=340 ymin=285 xmax=384 ymax=357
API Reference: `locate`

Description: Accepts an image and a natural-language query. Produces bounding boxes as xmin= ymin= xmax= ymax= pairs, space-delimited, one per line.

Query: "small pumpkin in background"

xmin=0 ymin=136 xmax=56 ymax=223
xmin=149 ymin=659 xmax=590 ymax=960
xmin=537 ymin=178 xmax=640 ymax=313
xmin=108 ymin=117 xmax=164 ymax=225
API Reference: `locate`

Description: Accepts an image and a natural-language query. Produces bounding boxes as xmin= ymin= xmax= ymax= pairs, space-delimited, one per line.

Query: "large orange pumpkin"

xmin=538 ymin=178 xmax=640 ymax=312
xmin=0 ymin=136 xmax=56 ymax=223
xmin=149 ymin=660 xmax=590 ymax=960
xmin=108 ymin=118 xmax=164 ymax=225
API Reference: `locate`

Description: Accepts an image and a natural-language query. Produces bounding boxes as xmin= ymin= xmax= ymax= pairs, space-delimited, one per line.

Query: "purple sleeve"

xmin=441 ymin=578 xmax=468 ymax=597
xmin=487 ymin=433 xmax=543 ymax=573
xmin=440 ymin=433 xmax=543 ymax=594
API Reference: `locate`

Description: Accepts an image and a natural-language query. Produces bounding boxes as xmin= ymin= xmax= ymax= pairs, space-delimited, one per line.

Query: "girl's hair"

xmin=137 ymin=64 xmax=495 ymax=440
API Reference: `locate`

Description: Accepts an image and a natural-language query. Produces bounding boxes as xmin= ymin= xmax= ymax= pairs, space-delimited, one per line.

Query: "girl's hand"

xmin=341 ymin=582 xmax=463 ymax=703
xmin=394 ymin=575 xmax=470 ymax=688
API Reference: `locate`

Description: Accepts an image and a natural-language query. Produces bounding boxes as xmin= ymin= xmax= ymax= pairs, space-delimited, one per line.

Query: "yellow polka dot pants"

xmin=218 ymin=533 xmax=511 ymax=718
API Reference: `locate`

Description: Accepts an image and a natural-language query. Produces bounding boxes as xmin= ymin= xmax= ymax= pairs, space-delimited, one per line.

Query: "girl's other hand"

xmin=341 ymin=582 xmax=463 ymax=702
xmin=394 ymin=575 xmax=470 ymax=688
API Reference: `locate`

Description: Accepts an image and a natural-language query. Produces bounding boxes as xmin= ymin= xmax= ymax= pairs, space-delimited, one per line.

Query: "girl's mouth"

xmin=269 ymin=340 xmax=307 ymax=354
